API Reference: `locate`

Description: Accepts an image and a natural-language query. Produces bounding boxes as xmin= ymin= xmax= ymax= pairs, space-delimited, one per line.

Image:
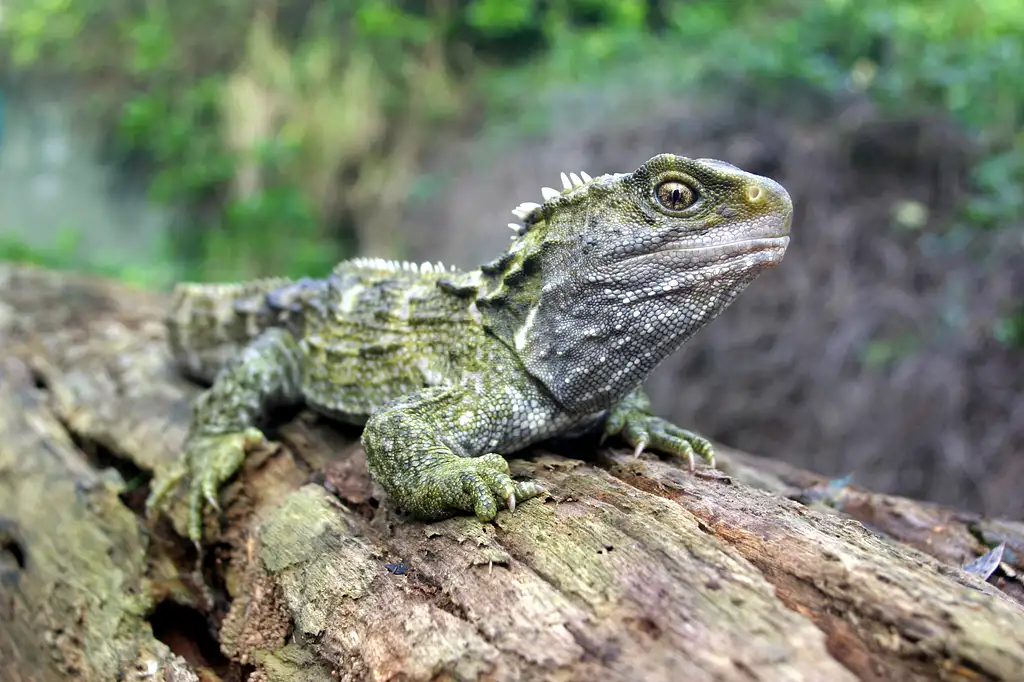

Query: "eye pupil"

xmin=655 ymin=181 xmax=696 ymax=211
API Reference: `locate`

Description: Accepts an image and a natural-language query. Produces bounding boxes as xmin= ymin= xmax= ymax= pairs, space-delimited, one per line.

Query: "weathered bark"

xmin=1 ymin=263 xmax=1022 ymax=682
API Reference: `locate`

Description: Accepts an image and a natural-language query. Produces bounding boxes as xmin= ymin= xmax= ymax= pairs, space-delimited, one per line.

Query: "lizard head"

xmin=476 ymin=153 xmax=792 ymax=413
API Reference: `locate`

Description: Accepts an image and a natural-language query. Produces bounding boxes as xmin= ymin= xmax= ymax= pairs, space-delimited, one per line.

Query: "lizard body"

xmin=147 ymin=154 xmax=793 ymax=541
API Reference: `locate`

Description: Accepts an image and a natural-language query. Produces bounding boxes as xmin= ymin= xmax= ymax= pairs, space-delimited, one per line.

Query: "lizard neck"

xmin=473 ymin=237 xmax=543 ymax=359
xmin=475 ymin=236 xmax=763 ymax=414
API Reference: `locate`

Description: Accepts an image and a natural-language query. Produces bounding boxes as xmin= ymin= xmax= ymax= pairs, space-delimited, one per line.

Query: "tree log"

xmin=1 ymin=263 xmax=1022 ymax=682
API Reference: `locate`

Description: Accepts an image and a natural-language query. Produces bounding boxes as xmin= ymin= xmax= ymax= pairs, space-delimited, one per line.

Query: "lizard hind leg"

xmin=147 ymin=327 xmax=304 ymax=543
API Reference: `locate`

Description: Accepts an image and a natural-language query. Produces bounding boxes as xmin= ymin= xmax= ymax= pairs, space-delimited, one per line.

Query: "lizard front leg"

xmin=362 ymin=385 xmax=545 ymax=521
xmin=603 ymin=388 xmax=715 ymax=470
xmin=147 ymin=327 xmax=304 ymax=542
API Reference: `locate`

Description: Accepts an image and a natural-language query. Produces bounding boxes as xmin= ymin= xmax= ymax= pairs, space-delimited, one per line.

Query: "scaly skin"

xmin=146 ymin=154 xmax=793 ymax=543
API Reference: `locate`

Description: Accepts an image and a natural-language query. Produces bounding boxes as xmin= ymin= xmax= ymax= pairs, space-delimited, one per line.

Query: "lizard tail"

xmin=166 ymin=278 xmax=293 ymax=383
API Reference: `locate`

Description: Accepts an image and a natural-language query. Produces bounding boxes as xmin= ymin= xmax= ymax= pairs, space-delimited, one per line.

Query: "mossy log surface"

xmin=1 ymin=263 xmax=1022 ymax=682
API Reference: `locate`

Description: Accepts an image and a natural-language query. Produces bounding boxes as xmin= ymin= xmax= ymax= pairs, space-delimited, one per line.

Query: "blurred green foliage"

xmin=994 ymin=306 xmax=1024 ymax=349
xmin=0 ymin=0 xmax=1020 ymax=289
xmin=0 ymin=228 xmax=175 ymax=286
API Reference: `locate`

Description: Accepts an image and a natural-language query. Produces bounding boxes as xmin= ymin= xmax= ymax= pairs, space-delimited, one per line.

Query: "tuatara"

xmin=146 ymin=154 xmax=793 ymax=542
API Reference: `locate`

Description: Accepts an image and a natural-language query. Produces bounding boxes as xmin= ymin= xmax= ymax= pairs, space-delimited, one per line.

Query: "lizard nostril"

xmin=745 ymin=185 xmax=764 ymax=203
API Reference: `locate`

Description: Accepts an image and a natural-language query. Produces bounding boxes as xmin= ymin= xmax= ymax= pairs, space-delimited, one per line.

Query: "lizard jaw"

xmin=624 ymin=235 xmax=790 ymax=269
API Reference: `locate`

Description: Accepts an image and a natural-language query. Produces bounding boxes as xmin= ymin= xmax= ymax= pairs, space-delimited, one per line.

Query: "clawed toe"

xmin=145 ymin=429 xmax=264 ymax=544
xmin=606 ymin=402 xmax=715 ymax=471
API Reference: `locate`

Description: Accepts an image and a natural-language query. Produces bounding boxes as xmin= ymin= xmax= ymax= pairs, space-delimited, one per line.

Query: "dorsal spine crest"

xmin=342 ymin=257 xmax=458 ymax=276
xmin=506 ymin=170 xmax=615 ymax=240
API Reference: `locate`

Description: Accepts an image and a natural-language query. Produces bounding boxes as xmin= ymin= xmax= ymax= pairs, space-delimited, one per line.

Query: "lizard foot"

xmin=146 ymin=427 xmax=266 ymax=543
xmin=605 ymin=399 xmax=714 ymax=472
xmin=413 ymin=453 xmax=545 ymax=522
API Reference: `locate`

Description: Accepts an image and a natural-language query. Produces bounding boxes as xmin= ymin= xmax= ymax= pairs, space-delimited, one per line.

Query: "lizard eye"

xmin=654 ymin=181 xmax=697 ymax=211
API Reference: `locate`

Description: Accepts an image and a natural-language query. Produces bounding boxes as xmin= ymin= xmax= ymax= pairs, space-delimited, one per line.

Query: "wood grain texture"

xmin=1 ymin=263 xmax=1022 ymax=682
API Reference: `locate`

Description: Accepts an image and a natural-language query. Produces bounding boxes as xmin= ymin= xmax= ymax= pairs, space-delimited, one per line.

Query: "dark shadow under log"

xmin=1 ymin=263 xmax=1022 ymax=682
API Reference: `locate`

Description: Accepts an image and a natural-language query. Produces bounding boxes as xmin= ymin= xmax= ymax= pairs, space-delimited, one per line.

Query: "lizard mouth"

xmin=643 ymin=236 xmax=790 ymax=264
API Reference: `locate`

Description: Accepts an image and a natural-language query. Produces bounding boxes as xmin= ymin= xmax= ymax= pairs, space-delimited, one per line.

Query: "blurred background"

xmin=0 ymin=0 xmax=1020 ymax=518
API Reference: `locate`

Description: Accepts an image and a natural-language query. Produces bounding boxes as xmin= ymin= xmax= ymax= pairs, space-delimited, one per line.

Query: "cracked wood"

xmin=1 ymin=263 xmax=1023 ymax=682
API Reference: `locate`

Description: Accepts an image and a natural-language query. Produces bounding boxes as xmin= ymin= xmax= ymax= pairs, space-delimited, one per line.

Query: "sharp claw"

xmin=686 ymin=449 xmax=696 ymax=472
xmin=205 ymin=492 xmax=220 ymax=512
xmin=633 ymin=439 xmax=648 ymax=458
xmin=507 ymin=492 xmax=517 ymax=513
